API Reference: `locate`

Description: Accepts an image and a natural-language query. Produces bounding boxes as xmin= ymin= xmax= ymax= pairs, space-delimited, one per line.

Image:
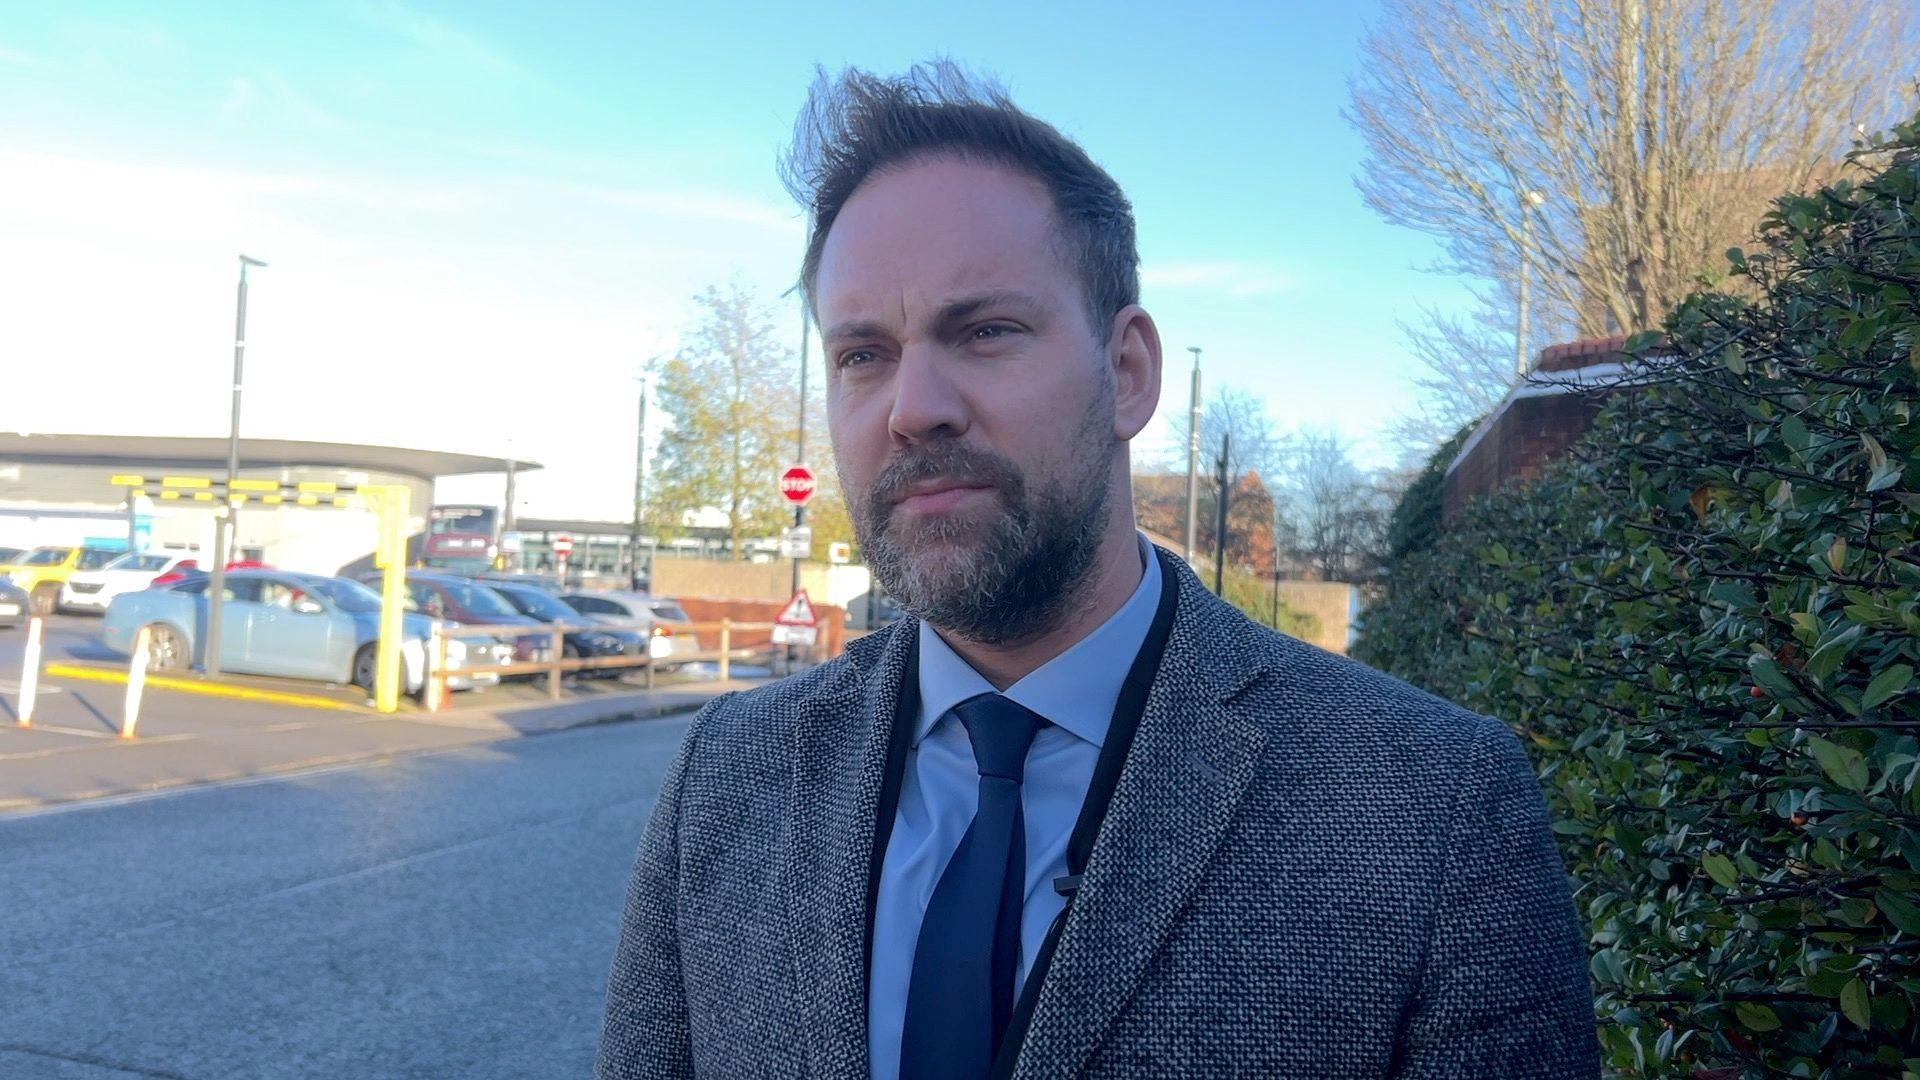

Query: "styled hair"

xmin=781 ymin=61 xmax=1139 ymax=341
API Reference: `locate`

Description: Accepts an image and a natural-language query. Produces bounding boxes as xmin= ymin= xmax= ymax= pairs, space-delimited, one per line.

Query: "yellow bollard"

xmin=18 ymin=615 xmax=44 ymax=726
xmin=122 ymin=625 xmax=152 ymax=739
xmin=424 ymin=622 xmax=447 ymax=713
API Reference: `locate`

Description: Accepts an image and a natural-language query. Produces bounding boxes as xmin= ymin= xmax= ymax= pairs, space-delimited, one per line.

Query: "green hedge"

xmin=1356 ymin=119 xmax=1920 ymax=1076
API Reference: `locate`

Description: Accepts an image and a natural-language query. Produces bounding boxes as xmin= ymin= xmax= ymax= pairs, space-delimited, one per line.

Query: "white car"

xmin=61 ymin=550 xmax=201 ymax=614
xmin=558 ymin=590 xmax=703 ymax=665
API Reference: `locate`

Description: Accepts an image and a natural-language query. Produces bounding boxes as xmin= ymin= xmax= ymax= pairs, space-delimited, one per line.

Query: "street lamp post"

xmin=1183 ymin=346 xmax=1203 ymax=559
xmin=1516 ymin=190 xmax=1545 ymax=377
xmin=205 ymin=255 xmax=266 ymax=678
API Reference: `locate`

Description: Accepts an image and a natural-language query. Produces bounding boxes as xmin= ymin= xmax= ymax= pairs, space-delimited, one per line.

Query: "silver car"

xmin=557 ymin=590 xmax=702 ymax=666
xmin=0 ymin=576 xmax=25 ymax=629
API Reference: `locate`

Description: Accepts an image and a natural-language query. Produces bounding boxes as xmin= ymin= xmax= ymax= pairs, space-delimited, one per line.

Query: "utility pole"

xmin=630 ymin=373 xmax=649 ymax=591
xmin=1213 ymin=431 xmax=1231 ymax=596
xmin=1183 ymin=346 xmax=1203 ymax=559
xmin=499 ymin=459 xmax=516 ymax=570
xmin=206 ymin=254 xmax=265 ymax=678
xmin=788 ymin=299 xmax=811 ymax=673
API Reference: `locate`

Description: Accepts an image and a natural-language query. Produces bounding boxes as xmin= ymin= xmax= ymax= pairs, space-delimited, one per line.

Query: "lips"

xmin=891 ymin=478 xmax=995 ymax=515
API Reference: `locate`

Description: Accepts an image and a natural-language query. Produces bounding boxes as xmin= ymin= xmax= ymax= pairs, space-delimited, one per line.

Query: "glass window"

xmin=23 ymin=548 xmax=71 ymax=566
xmin=77 ymin=549 xmax=119 ymax=570
xmin=648 ymin=601 xmax=690 ymax=622
xmin=447 ymin=582 xmax=519 ymax=618
xmin=498 ymin=587 xmax=577 ymax=621
xmin=108 ymin=553 xmax=174 ymax=573
xmin=307 ymin=577 xmax=381 ymax=613
xmin=174 ymin=579 xmax=209 ymax=595
xmin=223 ymin=578 xmax=265 ymax=603
xmin=566 ymin=595 xmax=619 ymax=615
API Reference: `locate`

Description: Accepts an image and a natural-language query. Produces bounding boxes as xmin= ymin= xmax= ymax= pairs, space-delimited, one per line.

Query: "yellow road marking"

xmin=43 ymin=664 xmax=368 ymax=713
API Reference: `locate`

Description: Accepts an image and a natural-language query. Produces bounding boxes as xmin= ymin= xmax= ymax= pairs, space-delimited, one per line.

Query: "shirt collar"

xmin=914 ymin=531 xmax=1163 ymax=750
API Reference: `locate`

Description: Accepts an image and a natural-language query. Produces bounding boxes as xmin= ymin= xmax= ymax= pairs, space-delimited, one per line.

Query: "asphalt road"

xmin=0 ymin=711 xmax=693 ymax=1079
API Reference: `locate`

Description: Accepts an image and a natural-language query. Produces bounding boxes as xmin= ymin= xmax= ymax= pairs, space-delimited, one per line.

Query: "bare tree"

xmin=1274 ymin=430 xmax=1393 ymax=583
xmin=1165 ymin=386 xmax=1288 ymax=481
xmin=1351 ymin=0 xmax=1918 ymax=431
xmin=1386 ymin=292 xmax=1521 ymax=460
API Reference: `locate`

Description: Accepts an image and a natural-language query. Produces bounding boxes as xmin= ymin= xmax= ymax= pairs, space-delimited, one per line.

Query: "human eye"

xmin=969 ymin=322 xmax=1021 ymax=345
xmin=837 ymin=347 xmax=881 ymax=369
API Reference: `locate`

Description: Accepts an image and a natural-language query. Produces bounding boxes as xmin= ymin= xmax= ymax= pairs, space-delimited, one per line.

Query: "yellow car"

xmin=0 ymin=545 xmax=122 ymax=616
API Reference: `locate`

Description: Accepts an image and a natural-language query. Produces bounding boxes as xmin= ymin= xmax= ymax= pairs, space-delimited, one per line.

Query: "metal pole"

xmin=499 ymin=460 xmax=516 ymax=570
xmin=1214 ymin=431 xmax=1231 ymax=595
xmin=789 ymin=303 xmax=810 ymax=671
xmin=207 ymin=255 xmax=265 ymax=677
xmin=1183 ymin=347 xmax=1203 ymax=559
xmin=1516 ymin=190 xmax=1543 ymax=378
xmin=631 ymin=374 xmax=648 ymax=590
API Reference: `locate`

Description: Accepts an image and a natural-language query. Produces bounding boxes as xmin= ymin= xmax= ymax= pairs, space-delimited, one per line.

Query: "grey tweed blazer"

xmin=598 ymin=551 xmax=1599 ymax=1078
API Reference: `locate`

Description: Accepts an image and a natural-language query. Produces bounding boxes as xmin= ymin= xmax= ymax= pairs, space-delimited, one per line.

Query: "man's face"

xmin=817 ymin=157 xmax=1118 ymax=644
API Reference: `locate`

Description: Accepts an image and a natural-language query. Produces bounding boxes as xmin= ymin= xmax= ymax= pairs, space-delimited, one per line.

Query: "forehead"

xmin=814 ymin=157 xmax=1071 ymax=321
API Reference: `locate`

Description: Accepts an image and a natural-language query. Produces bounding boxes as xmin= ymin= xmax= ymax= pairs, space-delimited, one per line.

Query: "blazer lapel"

xmin=1010 ymin=566 xmax=1271 ymax=1080
xmin=784 ymin=621 xmax=916 ymax=1079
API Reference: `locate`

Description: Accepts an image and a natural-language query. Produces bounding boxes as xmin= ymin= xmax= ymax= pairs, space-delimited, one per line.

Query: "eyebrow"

xmin=823 ymin=290 xmax=1053 ymax=345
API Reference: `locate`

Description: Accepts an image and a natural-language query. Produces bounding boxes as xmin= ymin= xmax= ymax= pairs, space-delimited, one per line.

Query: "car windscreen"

xmin=648 ymin=601 xmax=690 ymax=622
xmin=446 ymin=581 xmax=520 ymax=618
xmin=77 ymin=549 xmax=120 ymax=570
xmin=109 ymin=553 xmax=173 ymax=573
xmin=306 ymin=577 xmax=383 ymax=613
xmin=500 ymin=587 xmax=578 ymax=621
xmin=23 ymin=548 xmax=71 ymax=566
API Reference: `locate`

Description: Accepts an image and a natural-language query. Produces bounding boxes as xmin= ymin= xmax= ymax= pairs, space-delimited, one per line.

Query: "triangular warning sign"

xmin=775 ymin=589 xmax=818 ymax=626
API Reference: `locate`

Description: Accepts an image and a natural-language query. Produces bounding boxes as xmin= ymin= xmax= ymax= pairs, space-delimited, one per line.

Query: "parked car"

xmin=0 ymin=545 xmax=123 ymax=616
xmin=61 ymin=550 xmax=200 ymax=615
xmin=0 ymin=578 xmax=25 ymax=629
xmin=558 ymin=590 xmax=703 ymax=666
xmin=486 ymin=582 xmax=649 ymax=677
xmin=356 ymin=570 xmax=553 ymax=666
xmin=101 ymin=570 xmax=511 ymax=695
xmin=151 ymin=563 xmax=208 ymax=589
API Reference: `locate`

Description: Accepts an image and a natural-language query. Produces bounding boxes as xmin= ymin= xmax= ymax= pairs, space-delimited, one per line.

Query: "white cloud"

xmin=1141 ymin=259 xmax=1298 ymax=299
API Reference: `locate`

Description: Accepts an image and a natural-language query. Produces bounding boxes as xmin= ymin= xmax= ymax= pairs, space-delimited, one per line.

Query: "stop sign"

xmin=779 ymin=465 xmax=817 ymax=506
xmin=552 ymin=534 xmax=575 ymax=556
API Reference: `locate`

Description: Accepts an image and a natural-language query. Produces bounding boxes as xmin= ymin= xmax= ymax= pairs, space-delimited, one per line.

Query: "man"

xmin=598 ymin=64 xmax=1597 ymax=1079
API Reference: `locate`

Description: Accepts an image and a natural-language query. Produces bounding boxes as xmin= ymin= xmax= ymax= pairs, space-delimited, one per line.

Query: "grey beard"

xmin=854 ymin=437 xmax=1114 ymax=647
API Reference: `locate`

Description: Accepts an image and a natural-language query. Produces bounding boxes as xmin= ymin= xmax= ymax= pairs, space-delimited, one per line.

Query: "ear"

xmin=1104 ymin=304 xmax=1163 ymax=442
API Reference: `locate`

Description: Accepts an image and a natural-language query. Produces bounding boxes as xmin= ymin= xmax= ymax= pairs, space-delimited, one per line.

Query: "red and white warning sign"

xmin=552 ymin=534 xmax=575 ymax=557
xmin=772 ymin=588 xmax=819 ymax=646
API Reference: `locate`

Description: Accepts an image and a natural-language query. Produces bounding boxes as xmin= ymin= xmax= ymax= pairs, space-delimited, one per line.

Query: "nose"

xmin=886 ymin=347 xmax=969 ymax=447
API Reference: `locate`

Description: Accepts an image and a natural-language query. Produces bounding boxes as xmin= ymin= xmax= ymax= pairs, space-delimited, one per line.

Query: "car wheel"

xmin=29 ymin=584 xmax=58 ymax=617
xmin=146 ymin=624 xmax=187 ymax=672
xmin=351 ymin=644 xmax=378 ymax=691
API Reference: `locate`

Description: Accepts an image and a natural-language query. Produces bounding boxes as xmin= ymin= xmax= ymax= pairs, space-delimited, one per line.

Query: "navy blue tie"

xmin=899 ymin=693 xmax=1046 ymax=1080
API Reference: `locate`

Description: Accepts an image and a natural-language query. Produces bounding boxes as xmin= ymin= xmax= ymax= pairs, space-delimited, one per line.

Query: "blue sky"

xmin=0 ymin=1 xmax=1474 ymax=519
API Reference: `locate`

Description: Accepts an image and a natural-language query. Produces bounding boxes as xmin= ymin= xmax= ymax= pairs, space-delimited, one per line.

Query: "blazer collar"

xmin=1009 ymin=551 xmax=1275 ymax=1078
xmin=784 ymin=615 xmax=914 ymax=1080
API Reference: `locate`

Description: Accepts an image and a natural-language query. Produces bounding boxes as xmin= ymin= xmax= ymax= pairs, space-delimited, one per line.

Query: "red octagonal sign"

xmin=779 ymin=464 xmax=817 ymax=506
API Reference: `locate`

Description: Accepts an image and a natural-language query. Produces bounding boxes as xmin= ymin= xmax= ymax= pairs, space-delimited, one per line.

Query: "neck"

xmin=933 ymin=519 xmax=1146 ymax=690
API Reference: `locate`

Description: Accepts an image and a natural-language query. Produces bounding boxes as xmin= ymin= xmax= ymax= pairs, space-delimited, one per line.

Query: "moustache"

xmin=868 ymin=444 xmax=1023 ymax=512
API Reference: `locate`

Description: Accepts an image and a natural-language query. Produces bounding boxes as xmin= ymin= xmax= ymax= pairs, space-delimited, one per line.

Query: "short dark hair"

xmin=781 ymin=62 xmax=1139 ymax=341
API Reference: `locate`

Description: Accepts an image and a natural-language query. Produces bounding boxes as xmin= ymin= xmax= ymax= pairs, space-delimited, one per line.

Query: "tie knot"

xmin=953 ymin=693 xmax=1045 ymax=782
